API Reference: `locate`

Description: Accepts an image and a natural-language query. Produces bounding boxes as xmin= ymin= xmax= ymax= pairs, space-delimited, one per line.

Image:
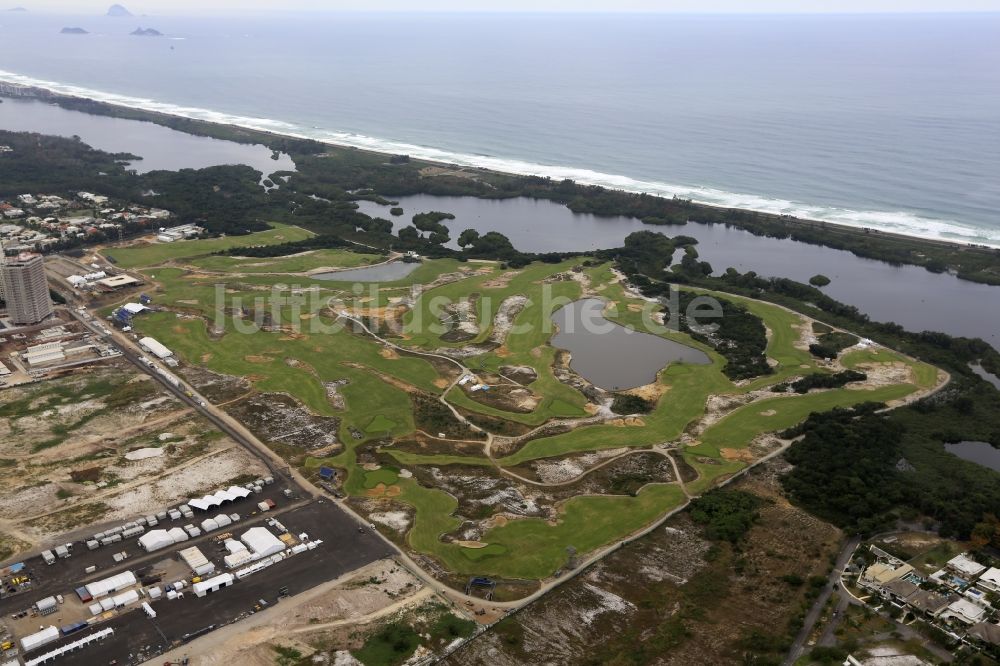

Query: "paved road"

xmin=784 ymin=535 xmax=861 ymax=665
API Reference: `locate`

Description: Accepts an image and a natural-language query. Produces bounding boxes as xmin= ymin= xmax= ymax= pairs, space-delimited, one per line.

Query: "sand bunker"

xmin=124 ymin=447 xmax=165 ymax=461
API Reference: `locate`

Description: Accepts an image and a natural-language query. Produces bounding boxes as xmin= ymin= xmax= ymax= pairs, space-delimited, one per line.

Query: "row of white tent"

xmin=87 ymin=589 xmax=139 ymax=616
xmin=188 ymin=485 xmax=252 ymax=512
xmin=138 ymin=512 xmax=238 ymax=553
xmin=22 ymin=628 xmax=114 ymax=665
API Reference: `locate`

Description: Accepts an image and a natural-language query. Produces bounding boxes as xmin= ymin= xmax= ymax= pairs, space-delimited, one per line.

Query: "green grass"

xmin=401 ymin=259 xmax=591 ymax=425
xmin=128 ymin=248 xmax=940 ymax=583
xmin=104 ymin=223 xmax=313 ymax=268
xmin=498 ymin=361 xmax=731 ymax=466
xmin=188 ymin=248 xmax=381 ymax=274
xmin=363 ymin=467 xmax=400 ymax=488
xmin=692 ymin=383 xmax=919 ymax=458
xmin=398 ymin=479 xmax=687 ymax=579
xmin=366 ymin=415 xmax=399 ymax=433
xmin=842 ymin=348 xmax=939 ymax=390
xmin=136 ymin=311 xmax=431 ymax=431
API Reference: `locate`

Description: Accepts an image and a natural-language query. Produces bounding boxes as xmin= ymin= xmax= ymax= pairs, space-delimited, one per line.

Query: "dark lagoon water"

xmin=550 ymin=298 xmax=710 ymax=390
xmin=945 ymin=441 xmax=1000 ymax=473
xmin=311 ymin=261 xmax=419 ymax=283
xmin=0 ymin=98 xmax=294 ymax=177
xmin=969 ymin=364 xmax=1000 ymax=390
xmin=358 ymin=194 xmax=1000 ymax=349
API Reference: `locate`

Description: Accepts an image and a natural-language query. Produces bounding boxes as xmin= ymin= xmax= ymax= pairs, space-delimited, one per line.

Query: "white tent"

xmin=192 ymin=573 xmax=234 ymax=597
xmin=138 ymin=529 xmax=175 ymax=552
xmin=85 ymin=571 xmax=136 ymax=599
xmin=166 ymin=526 xmax=189 ymax=543
xmin=225 ymin=539 xmax=247 ymax=554
xmin=241 ymin=527 xmax=286 ymax=557
xmin=20 ymin=626 xmax=59 ymax=653
xmin=111 ymin=589 xmax=139 ymax=608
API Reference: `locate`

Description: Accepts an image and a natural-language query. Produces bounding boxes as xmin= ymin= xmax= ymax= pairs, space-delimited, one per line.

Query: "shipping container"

xmin=60 ymin=621 xmax=88 ymax=636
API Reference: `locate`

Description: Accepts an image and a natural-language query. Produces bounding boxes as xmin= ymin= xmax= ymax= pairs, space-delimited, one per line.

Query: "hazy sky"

xmin=14 ymin=0 xmax=1000 ymax=14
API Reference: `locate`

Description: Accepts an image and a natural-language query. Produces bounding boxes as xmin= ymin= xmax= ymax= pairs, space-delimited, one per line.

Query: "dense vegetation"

xmin=781 ymin=382 xmax=1000 ymax=541
xmin=669 ymin=289 xmax=771 ymax=380
xmin=809 ymin=331 xmax=859 ymax=359
xmin=610 ymin=393 xmax=655 ymax=415
xmin=773 ymin=369 xmax=867 ymax=394
xmin=688 ymin=490 xmax=766 ymax=544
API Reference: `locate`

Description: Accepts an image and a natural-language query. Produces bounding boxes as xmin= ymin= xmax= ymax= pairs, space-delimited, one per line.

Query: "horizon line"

xmin=9 ymin=8 xmax=1000 ymax=16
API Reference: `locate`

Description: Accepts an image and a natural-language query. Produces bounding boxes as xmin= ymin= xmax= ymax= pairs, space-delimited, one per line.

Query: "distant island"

xmin=131 ymin=27 xmax=163 ymax=37
xmin=60 ymin=27 xmax=89 ymax=35
xmin=106 ymin=3 xmax=132 ymax=17
xmin=8 ymin=6 xmax=27 ymax=10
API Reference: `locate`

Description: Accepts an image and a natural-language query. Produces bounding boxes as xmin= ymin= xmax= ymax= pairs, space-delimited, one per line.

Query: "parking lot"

xmin=1 ymin=499 xmax=390 ymax=665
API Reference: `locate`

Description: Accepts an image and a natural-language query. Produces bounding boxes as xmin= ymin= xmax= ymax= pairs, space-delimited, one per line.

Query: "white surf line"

xmin=2 ymin=69 xmax=996 ymax=249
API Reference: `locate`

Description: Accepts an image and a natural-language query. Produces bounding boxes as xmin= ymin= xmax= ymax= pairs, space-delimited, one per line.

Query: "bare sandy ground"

xmin=156 ymin=559 xmax=430 ymax=665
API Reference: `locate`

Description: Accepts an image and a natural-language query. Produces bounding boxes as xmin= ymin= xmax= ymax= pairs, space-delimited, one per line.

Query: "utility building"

xmin=0 ymin=250 xmax=53 ymax=324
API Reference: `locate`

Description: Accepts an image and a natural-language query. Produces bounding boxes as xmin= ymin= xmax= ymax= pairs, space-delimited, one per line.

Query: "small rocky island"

xmin=131 ymin=27 xmax=163 ymax=37
xmin=60 ymin=27 xmax=89 ymax=34
xmin=107 ymin=3 xmax=132 ymax=17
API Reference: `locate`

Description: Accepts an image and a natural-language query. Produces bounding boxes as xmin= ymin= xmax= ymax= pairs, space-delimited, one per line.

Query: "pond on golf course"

xmin=311 ymin=261 xmax=420 ymax=282
xmin=945 ymin=440 xmax=1000 ymax=473
xmin=550 ymin=298 xmax=710 ymax=390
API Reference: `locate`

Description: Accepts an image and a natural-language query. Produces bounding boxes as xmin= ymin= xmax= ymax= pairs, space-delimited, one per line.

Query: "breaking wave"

xmin=2 ymin=68 xmax=997 ymax=248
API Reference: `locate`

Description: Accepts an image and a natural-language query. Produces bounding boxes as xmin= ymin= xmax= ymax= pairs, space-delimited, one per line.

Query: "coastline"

xmin=3 ymin=77 xmax=1000 ymax=285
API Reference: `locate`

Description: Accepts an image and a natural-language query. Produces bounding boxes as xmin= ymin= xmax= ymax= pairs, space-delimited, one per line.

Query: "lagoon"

xmin=358 ymin=194 xmax=1000 ymax=349
xmin=0 ymin=98 xmax=294 ymax=178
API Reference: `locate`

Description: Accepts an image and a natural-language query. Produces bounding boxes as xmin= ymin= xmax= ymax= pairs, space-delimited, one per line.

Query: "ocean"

xmin=0 ymin=11 xmax=998 ymax=244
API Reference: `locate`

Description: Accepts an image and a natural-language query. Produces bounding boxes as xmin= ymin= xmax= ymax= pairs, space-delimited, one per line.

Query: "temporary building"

xmin=166 ymin=526 xmax=189 ymax=543
xmin=215 ymin=513 xmax=233 ymax=528
xmin=20 ymin=626 xmax=60 ymax=653
xmin=224 ymin=539 xmax=247 ymax=554
xmin=99 ymin=597 xmax=115 ymax=612
xmin=23 ymin=628 xmax=114 ymax=666
xmin=188 ymin=485 xmax=252 ymax=512
xmin=85 ymin=571 xmax=136 ymax=599
xmin=192 ymin=573 xmax=234 ymax=598
xmin=138 ymin=530 xmax=175 ymax=552
xmin=147 ymin=586 xmax=162 ymax=600
xmin=241 ymin=527 xmax=286 ymax=558
xmin=179 ymin=546 xmax=209 ymax=567
xmin=138 ymin=336 xmax=173 ymax=359
xmin=200 ymin=518 xmax=219 ymax=533
xmin=179 ymin=546 xmax=214 ymax=576
xmin=223 ymin=551 xmax=252 ymax=569
xmin=111 ymin=589 xmax=140 ymax=608
xmin=34 ymin=596 xmax=57 ymax=614
xmin=88 ymin=602 xmax=103 ymax=616
xmin=122 ymin=303 xmax=147 ymax=315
